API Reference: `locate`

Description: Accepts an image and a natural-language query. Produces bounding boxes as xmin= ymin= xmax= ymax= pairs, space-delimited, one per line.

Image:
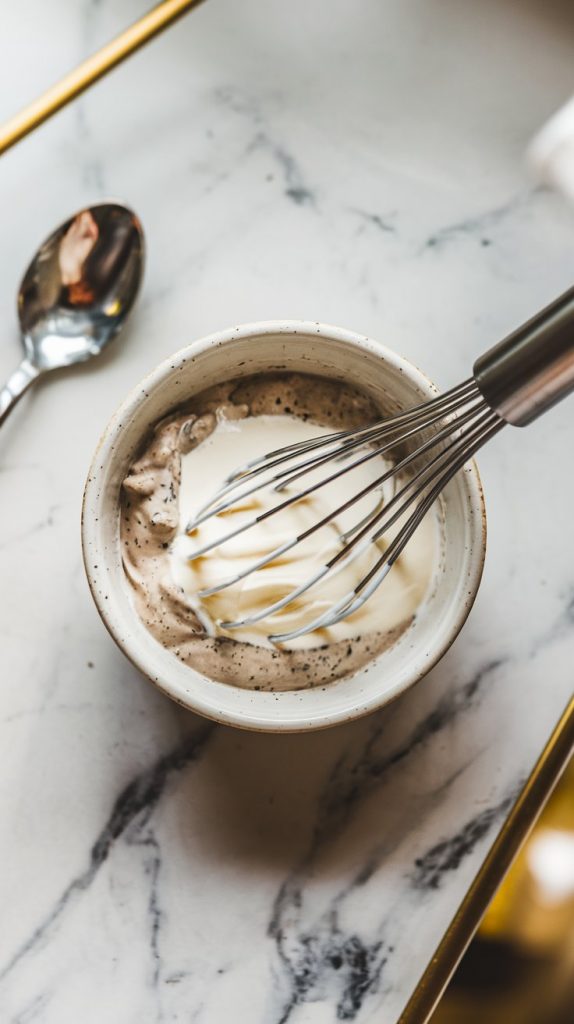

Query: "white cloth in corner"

xmin=529 ymin=95 xmax=574 ymax=203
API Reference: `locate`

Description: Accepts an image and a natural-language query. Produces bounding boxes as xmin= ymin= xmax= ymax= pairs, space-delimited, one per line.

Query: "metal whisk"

xmin=186 ymin=287 xmax=574 ymax=643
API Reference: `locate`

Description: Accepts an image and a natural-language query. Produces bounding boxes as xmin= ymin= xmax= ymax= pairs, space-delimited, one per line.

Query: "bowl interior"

xmin=82 ymin=322 xmax=485 ymax=731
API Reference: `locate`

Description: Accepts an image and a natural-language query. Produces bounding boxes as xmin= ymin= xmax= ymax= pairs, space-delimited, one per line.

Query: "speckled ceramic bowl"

xmin=82 ymin=321 xmax=486 ymax=732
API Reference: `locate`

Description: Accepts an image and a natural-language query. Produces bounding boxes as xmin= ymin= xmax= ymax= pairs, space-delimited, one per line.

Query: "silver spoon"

xmin=0 ymin=202 xmax=144 ymax=427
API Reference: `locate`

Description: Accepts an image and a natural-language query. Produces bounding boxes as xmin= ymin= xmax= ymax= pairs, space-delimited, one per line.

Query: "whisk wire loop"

xmin=184 ymin=376 xmax=503 ymax=642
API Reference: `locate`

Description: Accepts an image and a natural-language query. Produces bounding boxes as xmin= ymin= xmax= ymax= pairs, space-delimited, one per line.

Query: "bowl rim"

xmin=82 ymin=320 xmax=486 ymax=732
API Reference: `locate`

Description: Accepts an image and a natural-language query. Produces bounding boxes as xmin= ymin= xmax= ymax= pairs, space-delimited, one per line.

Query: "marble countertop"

xmin=1 ymin=2 xmax=574 ymax=1021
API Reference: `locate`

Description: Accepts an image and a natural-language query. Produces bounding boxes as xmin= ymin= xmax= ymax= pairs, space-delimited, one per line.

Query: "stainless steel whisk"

xmin=186 ymin=288 xmax=574 ymax=643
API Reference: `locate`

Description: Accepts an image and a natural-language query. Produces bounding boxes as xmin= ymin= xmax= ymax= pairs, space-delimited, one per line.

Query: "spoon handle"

xmin=0 ymin=360 xmax=40 ymax=426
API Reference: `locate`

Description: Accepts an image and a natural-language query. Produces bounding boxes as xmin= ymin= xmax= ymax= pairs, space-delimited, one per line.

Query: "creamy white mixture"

xmin=170 ymin=414 xmax=437 ymax=650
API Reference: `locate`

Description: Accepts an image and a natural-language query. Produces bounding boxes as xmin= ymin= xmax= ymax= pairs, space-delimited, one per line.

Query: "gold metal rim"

xmin=0 ymin=0 xmax=206 ymax=156
xmin=399 ymin=693 xmax=574 ymax=1024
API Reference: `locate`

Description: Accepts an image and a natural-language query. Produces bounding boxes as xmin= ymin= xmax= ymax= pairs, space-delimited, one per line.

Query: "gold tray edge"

xmin=398 ymin=692 xmax=574 ymax=1024
xmin=0 ymin=0 xmax=206 ymax=157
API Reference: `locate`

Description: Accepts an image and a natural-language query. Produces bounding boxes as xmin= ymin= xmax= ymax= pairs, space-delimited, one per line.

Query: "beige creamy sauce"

xmin=121 ymin=373 xmax=438 ymax=691
xmin=171 ymin=415 xmax=436 ymax=649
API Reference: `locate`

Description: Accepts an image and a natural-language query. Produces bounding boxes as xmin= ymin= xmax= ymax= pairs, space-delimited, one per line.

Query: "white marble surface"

xmin=1 ymin=2 xmax=574 ymax=1021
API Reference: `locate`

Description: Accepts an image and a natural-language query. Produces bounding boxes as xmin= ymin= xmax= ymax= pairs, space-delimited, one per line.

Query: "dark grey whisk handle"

xmin=473 ymin=285 xmax=574 ymax=426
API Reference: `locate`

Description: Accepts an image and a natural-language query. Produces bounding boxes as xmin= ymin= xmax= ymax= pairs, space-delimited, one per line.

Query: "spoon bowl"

xmin=0 ymin=202 xmax=144 ymax=424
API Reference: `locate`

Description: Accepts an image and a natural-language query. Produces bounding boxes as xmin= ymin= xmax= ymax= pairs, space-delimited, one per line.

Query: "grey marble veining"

xmin=1 ymin=1 xmax=574 ymax=1021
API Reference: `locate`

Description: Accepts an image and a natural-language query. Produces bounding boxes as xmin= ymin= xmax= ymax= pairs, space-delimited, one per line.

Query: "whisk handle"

xmin=473 ymin=285 xmax=574 ymax=426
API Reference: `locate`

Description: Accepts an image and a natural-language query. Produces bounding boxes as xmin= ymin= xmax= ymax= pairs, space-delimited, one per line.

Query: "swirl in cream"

xmin=171 ymin=414 xmax=436 ymax=650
